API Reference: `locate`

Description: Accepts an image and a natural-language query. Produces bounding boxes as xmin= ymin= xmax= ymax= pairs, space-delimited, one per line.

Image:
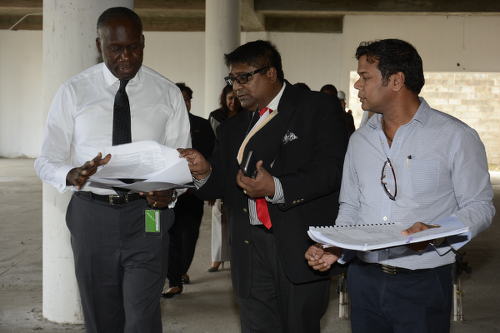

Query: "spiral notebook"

xmin=307 ymin=220 xmax=469 ymax=251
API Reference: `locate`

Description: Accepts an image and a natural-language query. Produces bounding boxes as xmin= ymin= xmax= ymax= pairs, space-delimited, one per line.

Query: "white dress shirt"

xmin=35 ymin=63 xmax=191 ymax=195
xmin=337 ymin=98 xmax=494 ymax=269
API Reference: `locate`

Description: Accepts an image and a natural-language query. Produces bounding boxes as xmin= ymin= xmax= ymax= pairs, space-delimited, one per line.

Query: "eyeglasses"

xmin=224 ymin=66 xmax=269 ymax=86
xmin=380 ymin=158 xmax=397 ymax=201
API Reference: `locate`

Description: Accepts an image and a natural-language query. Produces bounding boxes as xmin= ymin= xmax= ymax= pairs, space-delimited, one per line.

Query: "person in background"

xmin=162 ymin=83 xmax=215 ymax=297
xmin=207 ymin=85 xmax=242 ymax=272
xmin=319 ymin=83 xmax=338 ymax=97
xmin=306 ymin=38 xmax=494 ymax=333
xmin=320 ymin=83 xmax=354 ymax=136
xmin=34 ymin=7 xmax=190 ymax=332
xmin=337 ymin=90 xmax=356 ymax=136
xmin=293 ymin=82 xmax=311 ymax=91
xmin=208 ymin=85 xmax=241 ymax=136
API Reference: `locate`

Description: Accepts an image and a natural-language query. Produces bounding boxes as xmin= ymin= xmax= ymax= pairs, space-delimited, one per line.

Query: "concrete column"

xmin=204 ymin=0 xmax=240 ymax=118
xmin=42 ymin=0 xmax=132 ymax=323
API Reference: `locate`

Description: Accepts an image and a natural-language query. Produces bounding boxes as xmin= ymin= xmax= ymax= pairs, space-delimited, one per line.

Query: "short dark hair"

xmin=320 ymin=84 xmax=338 ymax=96
xmin=224 ymin=40 xmax=284 ymax=83
xmin=176 ymin=82 xmax=193 ymax=99
xmin=293 ymin=82 xmax=311 ymax=91
xmin=355 ymin=39 xmax=424 ymax=94
xmin=97 ymin=7 xmax=142 ymax=32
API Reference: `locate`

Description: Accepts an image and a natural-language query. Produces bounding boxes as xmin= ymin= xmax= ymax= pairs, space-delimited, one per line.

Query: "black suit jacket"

xmin=197 ymin=83 xmax=348 ymax=297
xmin=189 ymin=113 xmax=215 ymax=160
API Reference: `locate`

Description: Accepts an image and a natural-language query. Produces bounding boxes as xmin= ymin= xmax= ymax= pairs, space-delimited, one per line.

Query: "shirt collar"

xmin=412 ymin=97 xmax=431 ymax=126
xmin=367 ymin=97 xmax=431 ymax=130
xmin=102 ymin=63 xmax=142 ymax=87
xmin=265 ymin=82 xmax=286 ymax=111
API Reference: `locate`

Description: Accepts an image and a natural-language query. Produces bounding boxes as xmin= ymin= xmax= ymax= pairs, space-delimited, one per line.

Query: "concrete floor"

xmin=0 ymin=158 xmax=499 ymax=333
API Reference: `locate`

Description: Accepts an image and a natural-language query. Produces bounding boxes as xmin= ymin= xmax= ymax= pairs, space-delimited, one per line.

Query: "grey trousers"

xmin=66 ymin=192 xmax=173 ymax=333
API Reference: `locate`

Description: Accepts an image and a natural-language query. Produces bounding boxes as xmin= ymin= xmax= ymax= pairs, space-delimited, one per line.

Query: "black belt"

xmin=77 ymin=191 xmax=143 ymax=205
xmin=360 ymin=261 xmax=433 ymax=275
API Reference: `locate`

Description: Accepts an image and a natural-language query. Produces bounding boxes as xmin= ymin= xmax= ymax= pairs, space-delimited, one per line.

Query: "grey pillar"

xmin=204 ymin=0 xmax=240 ymax=118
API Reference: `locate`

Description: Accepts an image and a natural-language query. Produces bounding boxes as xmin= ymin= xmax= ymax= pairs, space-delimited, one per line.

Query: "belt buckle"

xmin=381 ymin=264 xmax=397 ymax=275
xmin=108 ymin=195 xmax=122 ymax=205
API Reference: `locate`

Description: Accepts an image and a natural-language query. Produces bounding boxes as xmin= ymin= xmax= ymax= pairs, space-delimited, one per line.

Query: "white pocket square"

xmin=282 ymin=130 xmax=298 ymax=144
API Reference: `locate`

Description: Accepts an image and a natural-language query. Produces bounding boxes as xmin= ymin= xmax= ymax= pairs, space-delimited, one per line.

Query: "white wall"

xmin=143 ymin=31 xmax=206 ymax=117
xmin=1 ymin=14 xmax=500 ymax=157
xmin=268 ymin=31 xmax=343 ymax=91
xmin=0 ymin=30 xmax=43 ymax=157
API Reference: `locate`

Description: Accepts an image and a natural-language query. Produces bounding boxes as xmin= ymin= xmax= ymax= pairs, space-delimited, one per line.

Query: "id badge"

xmin=145 ymin=209 xmax=161 ymax=233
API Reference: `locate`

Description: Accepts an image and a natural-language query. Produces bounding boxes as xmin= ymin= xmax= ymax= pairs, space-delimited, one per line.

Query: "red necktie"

xmin=255 ymin=107 xmax=272 ymax=229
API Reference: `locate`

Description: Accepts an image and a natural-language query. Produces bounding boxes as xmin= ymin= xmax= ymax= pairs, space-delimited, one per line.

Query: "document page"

xmin=308 ymin=221 xmax=469 ymax=251
xmin=89 ymin=141 xmax=193 ymax=192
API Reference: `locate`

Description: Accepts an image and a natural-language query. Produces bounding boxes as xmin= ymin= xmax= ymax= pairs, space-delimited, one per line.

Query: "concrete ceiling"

xmin=1 ymin=0 xmax=499 ymax=32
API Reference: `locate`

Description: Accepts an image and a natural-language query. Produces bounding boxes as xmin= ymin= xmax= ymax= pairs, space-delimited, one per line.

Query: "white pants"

xmin=211 ymin=199 xmax=230 ymax=262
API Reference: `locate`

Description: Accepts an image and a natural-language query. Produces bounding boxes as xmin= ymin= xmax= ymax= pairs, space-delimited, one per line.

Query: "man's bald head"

xmin=97 ymin=7 xmax=142 ymax=34
xmin=96 ymin=7 xmax=144 ymax=80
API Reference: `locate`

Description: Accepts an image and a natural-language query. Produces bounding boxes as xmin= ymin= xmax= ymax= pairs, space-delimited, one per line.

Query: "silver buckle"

xmin=381 ymin=264 xmax=398 ymax=275
xmin=108 ymin=195 xmax=121 ymax=205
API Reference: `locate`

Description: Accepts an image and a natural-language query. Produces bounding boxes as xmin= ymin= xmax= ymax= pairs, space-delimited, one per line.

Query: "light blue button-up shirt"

xmin=337 ymin=98 xmax=495 ymax=269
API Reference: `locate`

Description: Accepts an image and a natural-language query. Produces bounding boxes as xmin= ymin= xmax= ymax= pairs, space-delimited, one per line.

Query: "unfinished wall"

xmin=1 ymin=14 xmax=499 ymax=168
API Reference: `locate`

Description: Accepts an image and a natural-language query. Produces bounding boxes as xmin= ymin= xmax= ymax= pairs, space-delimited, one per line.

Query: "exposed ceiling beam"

xmin=265 ymin=14 xmax=343 ymax=32
xmin=1 ymin=0 xmax=499 ymax=31
xmin=0 ymin=12 xmax=41 ymax=30
xmin=255 ymin=0 xmax=500 ymax=13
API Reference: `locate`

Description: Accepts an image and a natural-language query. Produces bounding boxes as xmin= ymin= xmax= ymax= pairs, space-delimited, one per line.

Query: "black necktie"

xmin=112 ymin=80 xmax=134 ymax=189
xmin=112 ymin=79 xmax=131 ymax=145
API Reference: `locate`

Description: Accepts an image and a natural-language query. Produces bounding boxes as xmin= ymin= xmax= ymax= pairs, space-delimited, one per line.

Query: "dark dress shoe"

xmin=181 ymin=274 xmax=190 ymax=284
xmin=162 ymin=286 xmax=182 ymax=298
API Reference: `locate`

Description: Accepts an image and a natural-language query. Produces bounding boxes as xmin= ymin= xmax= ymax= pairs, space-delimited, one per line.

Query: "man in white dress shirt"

xmin=35 ymin=7 xmax=190 ymax=333
xmin=305 ymin=39 xmax=494 ymax=333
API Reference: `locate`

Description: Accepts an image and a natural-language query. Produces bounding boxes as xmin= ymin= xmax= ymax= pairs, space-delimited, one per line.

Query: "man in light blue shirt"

xmin=306 ymin=39 xmax=494 ymax=333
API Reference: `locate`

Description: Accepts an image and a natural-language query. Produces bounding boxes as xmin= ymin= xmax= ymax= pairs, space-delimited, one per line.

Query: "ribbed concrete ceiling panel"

xmin=1 ymin=0 xmax=499 ymax=31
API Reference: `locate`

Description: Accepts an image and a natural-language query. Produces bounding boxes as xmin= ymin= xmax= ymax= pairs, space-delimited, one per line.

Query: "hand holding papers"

xmin=308 ymin=220 xmax=469 ymax=252
xmin=89 ymin=141 xmax=193 ymax=192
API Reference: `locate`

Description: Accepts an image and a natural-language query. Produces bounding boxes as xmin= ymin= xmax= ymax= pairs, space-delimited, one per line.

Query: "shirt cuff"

xmin=266 ymin=177 xmax=285 ymax=204
xmin=56 ymin=165 xmax=76 ymax=193
xmin=193 ymin=173 xmax=210 ymax=189
xmin=168 ymin=190 xmax=179 ymax=209
xmin=337 ymin=249 xmax=356 ymax=265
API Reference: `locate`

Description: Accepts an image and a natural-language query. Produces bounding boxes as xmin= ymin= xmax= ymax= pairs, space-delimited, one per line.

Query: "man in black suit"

xmin=163 ymin=83 xmax=215 ymax=298
xmin=179 ymin=40 xmax=348 ymax=333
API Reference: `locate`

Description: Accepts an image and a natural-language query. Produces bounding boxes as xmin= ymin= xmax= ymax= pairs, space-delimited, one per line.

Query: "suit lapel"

xmin=244 ymin=83 xmax=298 ymax=170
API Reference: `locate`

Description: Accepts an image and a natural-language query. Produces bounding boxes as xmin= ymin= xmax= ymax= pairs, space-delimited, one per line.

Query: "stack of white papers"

xmin=308 ymin=221 xmax=469 ymax=251
xmin=89 ymin=141 xmax=193 ymax=192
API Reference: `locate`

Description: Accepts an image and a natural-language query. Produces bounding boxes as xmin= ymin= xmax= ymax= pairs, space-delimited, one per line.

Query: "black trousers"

xmin=167 ymin=193 xmax=204 ymax=287
xmin=347 ymin=260 xmax=453 ymax=333
xmin=239 ymin=226 xmax=331 ymax=333
xmin=66 ymin=192 xmax=173 ymax=333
